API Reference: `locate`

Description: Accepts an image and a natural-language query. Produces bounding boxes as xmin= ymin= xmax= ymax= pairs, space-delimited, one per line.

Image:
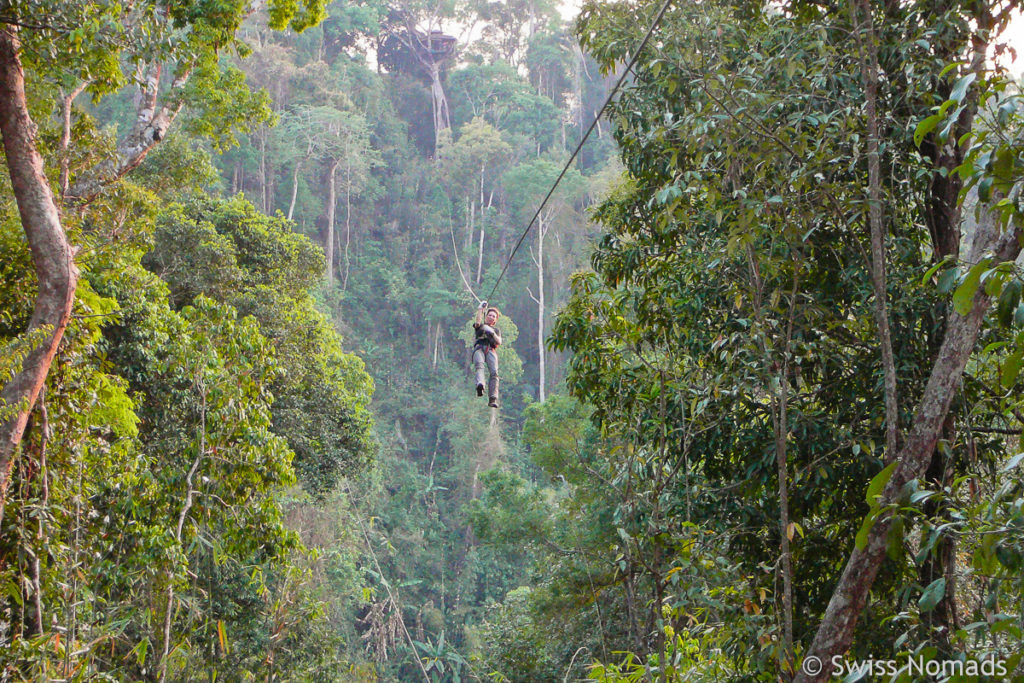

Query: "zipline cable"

xmin=483 ymin=0 xmax=674 ymax=303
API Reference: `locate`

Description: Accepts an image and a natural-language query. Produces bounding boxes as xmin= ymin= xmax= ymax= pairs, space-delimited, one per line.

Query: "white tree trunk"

xmin=259 ymin=129 xmax=268 ymax=213
xmin=476 ymin=164 xmax=485 ymax=283
xmin=325 ymin=160 xmax=340 ymax=284
xmin=343 ymin=157 xmax=353 ymax=290
xmin=432 ymin=321 xmax=441 ymax=370
xmin=475 ymin=219 xmax=485 ymax=285
xmin=467 ymin=199 xmax=475 ymax=275
xmin=537 ymin=214 xmax=546 ymax=403
xmin=287 ymin=158 xmax=302 ymax=221
xmin=429 ymin=61 xmax=450 ymax=157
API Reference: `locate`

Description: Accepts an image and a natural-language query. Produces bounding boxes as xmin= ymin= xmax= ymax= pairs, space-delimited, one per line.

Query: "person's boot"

xmin=488 ymin=396 xmax=498 ymax=408
xmin=476 ymin=383 xmax=484 ymax=397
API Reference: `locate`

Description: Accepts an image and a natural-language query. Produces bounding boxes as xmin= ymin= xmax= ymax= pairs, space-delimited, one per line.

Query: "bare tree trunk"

xmin=69 ymin=64 xmax=191 ymax=202
xmin=794 ymin=211 xmax=1022 ymax=682
xmin=259 ymin=128 xmax=268 ymax=213
xmin=466 ymin=199 xmax=475 ymax=275
xmin=287 ymin=158 xmax=302 ymax=221
xmin=266 ymin=153 xmax=275 ymax=215
xmin=772 ymin=275 xmax=799 ymax=676
xmin=853 ymin=0 xmax=899 ymax=461
xmin=325 ymin=159 xmax=340 ymax=284
xmin=432 ymin=320 xmax=441 ymax=370
xmin=476 ymin=164 xmax=486 ymax=283
xmin=475 ymin=220 xmax=485 ymax=285
xmin=58 ymin=83 xmax=88 ymax=202
xmin=23 ymin=389 xmax=49 ymax=638
xmin=918 ymin=422 xmax=959 ymax=653
xmin=537 ymin=215 xmax=546 ymax=403
xmin=343 ymin=157 xmax=353 ymax=290
xmin=0 ymin=26 xmax=80 ymax=517
xmin=429 ymin=61 xmax=450 ymax=157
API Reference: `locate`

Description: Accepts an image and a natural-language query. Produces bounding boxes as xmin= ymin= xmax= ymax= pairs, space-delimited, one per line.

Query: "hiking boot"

xmin=476 ymin=383 xmax=484 ymax=397
xmin=488 ymin=397 xmax=498 ymax=408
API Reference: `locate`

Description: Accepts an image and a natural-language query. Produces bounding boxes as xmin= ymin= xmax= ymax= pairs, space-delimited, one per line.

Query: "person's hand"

xmin=479 ymin=300 xmax=488 ymax=309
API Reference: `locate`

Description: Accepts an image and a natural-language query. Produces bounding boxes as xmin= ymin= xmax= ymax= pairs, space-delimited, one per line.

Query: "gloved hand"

xmin=479 ymin=300 xmax=488 ymax=309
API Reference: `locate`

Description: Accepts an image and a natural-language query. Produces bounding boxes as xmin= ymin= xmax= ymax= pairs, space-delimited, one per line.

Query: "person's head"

xmin=485 ymin=307 xmax=499 ymax=325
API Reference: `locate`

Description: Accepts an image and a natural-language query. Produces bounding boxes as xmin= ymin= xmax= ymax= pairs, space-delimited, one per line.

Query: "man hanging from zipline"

xmin=472 ymin=302 xmax=501 ymax=408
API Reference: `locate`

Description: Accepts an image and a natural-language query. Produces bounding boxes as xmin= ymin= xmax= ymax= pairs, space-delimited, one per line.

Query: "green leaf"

xmin=996 ymin=543 xmax=1023 ymax=571
xmin=921 ymin=256 xmax=953 ymax=285
xmin=949 ymin=73 xmax=977 ymax=103
xmin=919 ymin=577 xmax=946 ymax=612
xmin=914 ymin=114 xmax=943 ymax=148
xmin=937 ymin=268 xmax=958 ymax=293
xmin=939 ymin=63 xmax=961 ymax=79
xmin=909 ymin=489 xmax=935 ymax=505
xmin=979 ymin=176 xmax=994 ymax=202
xmin=886 ymin=516 xmax=905 ymax=562
xmin=866 ymin=462 xmax=897 ymax=505
xmin=855 ymin=508 xmax=880 ymax=550
xmin=1000 ymin=452 xmax=1024 ymax=473
xmin=1001 ymin=347 xmax=1024 ymax=388
xmin=953 ymin=259 xmax=990 ymax=316
xmin=997 ymin=280 xmax=1021 ymax=328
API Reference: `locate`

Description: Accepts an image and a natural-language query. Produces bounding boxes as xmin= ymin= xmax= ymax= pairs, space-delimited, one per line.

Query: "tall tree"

xmin=377 ymin=0 xmax=461 ymax=156
xmin=0 ymin=0 xmax=326 ymax=516
xmin=505 ymin=157 xmax=583 ymax=402
xmin=547 ymin=0 xmax=1024 ymax=678
xmin=439 ymin=117 xmax=511 ymax=283
xmin=310 ymin=107 xmax=380 ymax=285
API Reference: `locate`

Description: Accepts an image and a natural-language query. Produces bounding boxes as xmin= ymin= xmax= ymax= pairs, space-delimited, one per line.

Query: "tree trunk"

xmin=58 ymin=83 xmax=88 ymax=201
xmin=325 ymin=160 xmax=340 ymax=284
xmin=0 ymin=26 xmax=80 ymax=518
xmin=260 ymin=128 xmax=268 ymax=213
xmin=429 ymin=61 xmax=450 ymax=157
xmin=467 ymin=199 xmax=475 ymax=276
xmin=794 ymin=210 xmax=1022 ymax=682
xmin=537 ymin=215 xmax=546 ymax=403
xmin=475 ymin=218 xmax=485 ymax=285
xmin=287 ymin=158 xmax=302 ymax=221
xmin=773 ymin=327 xmax=796 ymax=675
xmin=343 ymin=157 xmax=352 ymax=290
xmin=918 ymin=420 xmax=959 ymax=653
xmin=476 ymin=164 xmax=486 ymax=283
xmin=69 ymin=64 xmax=190 ymax=202
xmin=854 ymin=0 xmax=899 ymax=461
xmin=432 ymin=320 xmax=441 ymax=370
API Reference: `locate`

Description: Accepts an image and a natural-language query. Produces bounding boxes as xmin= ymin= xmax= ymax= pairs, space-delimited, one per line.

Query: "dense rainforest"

xmin=2 ymin=0 xmax=1024 ymax=680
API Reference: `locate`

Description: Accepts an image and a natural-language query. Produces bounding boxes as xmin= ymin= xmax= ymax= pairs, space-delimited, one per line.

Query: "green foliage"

xmin=536 ymin=0 xmax=1024 ymax=676
xmin=145 ymin=195 xmax=375 ymax=495
xmin=0 ymin=0 xmax=625 ymax=678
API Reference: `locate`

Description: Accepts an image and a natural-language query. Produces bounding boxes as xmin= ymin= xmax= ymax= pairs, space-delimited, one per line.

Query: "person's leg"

xmin=486 ymin=349 xmax=499 ymax=406
xmin=473 ymin=348 xmax=486 ymax=396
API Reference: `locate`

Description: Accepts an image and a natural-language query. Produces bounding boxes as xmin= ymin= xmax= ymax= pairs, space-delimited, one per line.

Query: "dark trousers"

xmin=473 ymin=347 xmax=498 ymax=400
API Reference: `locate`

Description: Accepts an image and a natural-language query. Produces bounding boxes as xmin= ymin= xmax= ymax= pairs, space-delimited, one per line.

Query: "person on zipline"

xmin=473 ymin=302 xmax=502 ymax=408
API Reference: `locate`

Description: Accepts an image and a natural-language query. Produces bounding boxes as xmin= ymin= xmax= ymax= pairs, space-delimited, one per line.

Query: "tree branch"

xmin=795 ymin=203 xmax=1022 ymax=682
xmin=0 ymin=25 xmax=79 ymax=518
